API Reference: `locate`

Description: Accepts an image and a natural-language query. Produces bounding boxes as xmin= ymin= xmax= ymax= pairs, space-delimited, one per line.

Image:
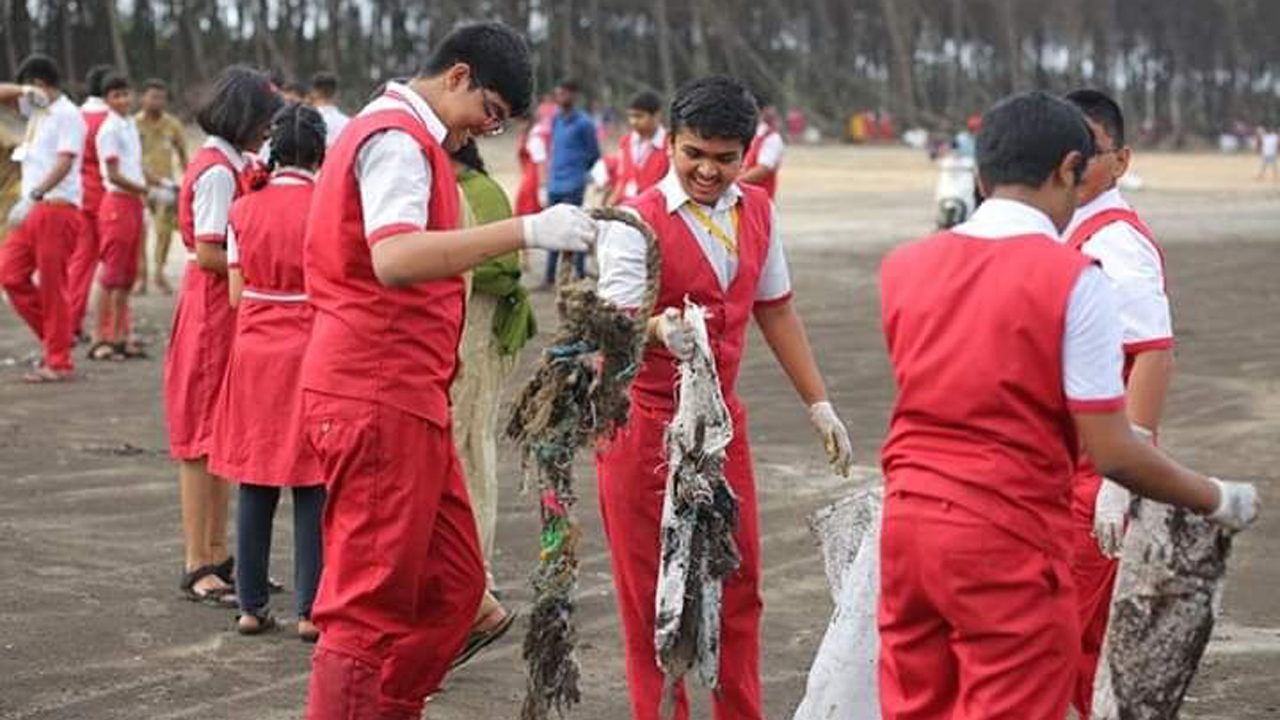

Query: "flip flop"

xmin=22 ymin=367 xmax=72 ymax=383
xmin=236 ymin=611 xmax=278 ymax=636
xmin=450 ymin=609 xmax=519 ymax=670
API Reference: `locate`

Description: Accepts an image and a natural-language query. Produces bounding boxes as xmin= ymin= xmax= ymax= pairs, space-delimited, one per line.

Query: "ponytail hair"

xmin=265 ymin=102 xmax=327 ymax=178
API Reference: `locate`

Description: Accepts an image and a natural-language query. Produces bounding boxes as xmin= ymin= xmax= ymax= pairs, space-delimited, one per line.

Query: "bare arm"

xmin=195 ymin=241 xmax=228 ymax=275
xmin=753 ymin=299 xmax=828 ymax=405
xmin=370 ymin=218 xmax=526 ymax=286
xmin=104 ymin=157 xmax=148 ymax=196
xmin=739 ymin=164 xmax=775 ymax=186
xmin=1125 ymin=349 xmax=1172 ymax=431
xmin=1074 ymin=409 xmax=1218 ymax=513
xmin=172 ymin=131 xmax=189 ymax=170
xmin=227 ymin=268 xmax=244 ymax=308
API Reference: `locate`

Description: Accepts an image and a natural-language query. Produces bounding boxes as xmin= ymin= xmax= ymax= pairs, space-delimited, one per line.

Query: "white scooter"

xmin=934 ymin=153 xmax=977 ymax=229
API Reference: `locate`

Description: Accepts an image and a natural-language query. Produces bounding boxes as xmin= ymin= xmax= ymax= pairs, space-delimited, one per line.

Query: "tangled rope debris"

xmin=654 ymin=302 xmax=740 ymax=715
xmin=506 ymin=207 xmax=660 ymax=720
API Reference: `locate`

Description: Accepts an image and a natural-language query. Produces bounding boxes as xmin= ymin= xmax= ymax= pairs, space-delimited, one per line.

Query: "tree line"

xmin=2 ymin=0 xmax=1277 ymax=143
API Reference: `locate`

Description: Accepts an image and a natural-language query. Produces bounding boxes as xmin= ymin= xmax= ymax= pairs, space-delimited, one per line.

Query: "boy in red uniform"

xmin=91 ymin=73 xmax=150 ymax=359
xmin=299 ymin=23 xmax=596 ymax=719
xmin=876 ymin=91 xmax=1258 ymax=720
xmin=606 ymin=90 xmax=668 ymax=206
xmin=0 ymin=54 xmax=87 ymax=382
xmin=593 ymin=75 xmax=855 ymax=720
xmin=739 ymin=95 xmax=783 ymax=200
xmin=1062 ymin=88 xmax=1178 ymax=717
xmin=68 ymin=64 xmax=113 ymax=341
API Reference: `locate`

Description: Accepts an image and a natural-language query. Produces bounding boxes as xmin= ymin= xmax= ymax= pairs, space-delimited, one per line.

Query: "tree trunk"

xmin=653 ymin=0 xmax=675 ymax=94
xmin=325 ymin=0 xmax=343 ymax=73
xmin=879 ymin=0 xmax=918 ymax=125
xmin=105 ymin=0 xmax=131 ymax=79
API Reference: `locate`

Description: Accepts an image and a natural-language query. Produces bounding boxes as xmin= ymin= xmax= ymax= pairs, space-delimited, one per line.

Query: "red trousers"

xmin=0 ymin=203 xmax=80 ymax=371
xmin=302 ymin=391 xmax=485 ymax=720
xmin=97 ymin=192 xmax=144 ymax=290
xmin=596 ymin=401 xmax=763 ymax=720
xmin=878 ymin=491 xmax=1079 ymax=720
xmin=1069 ymin=472 xmax=1119 ymax=718
xmin=68 ymin=205 xmax=100 ymax=334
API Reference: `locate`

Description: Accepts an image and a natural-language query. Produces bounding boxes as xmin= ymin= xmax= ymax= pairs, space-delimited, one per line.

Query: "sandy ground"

xmin=1 ymin=142 xmax=1278 ymax=719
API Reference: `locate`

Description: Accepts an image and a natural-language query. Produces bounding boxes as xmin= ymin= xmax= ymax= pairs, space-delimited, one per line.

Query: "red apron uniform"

xmin=300 ymin=104 xmax=481 ymax=720
xmin=1065 ymin=207 xmax=1171 ymax=717
xmin=742 ymin=127 xmax=780 ymax=200
xmin=878 ymin=231 xmax=1109 ymax=720
xmin=97 ymin=192 xmax=145 ymax=289
xmin=208 ymin=174 xmax=321 ymax=487
xmin=615 ymin=131 xmax=670 ymax=203
xmin=595 ymin=184 xmax=774 ymax=720
xmin=68 ymin=106 xmax=108 ymax=333
xmin=163 ymin=148 xmax=243 ymax=460
xmin=514 ymin=125 xmax=545 ymax=215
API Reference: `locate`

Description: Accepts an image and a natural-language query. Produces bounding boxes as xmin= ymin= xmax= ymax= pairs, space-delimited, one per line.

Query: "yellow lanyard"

xmin=684 ymin=201 xmax=739 ymax=255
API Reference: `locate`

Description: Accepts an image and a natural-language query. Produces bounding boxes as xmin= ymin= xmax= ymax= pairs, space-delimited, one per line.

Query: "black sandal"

xmin=214 ymin=556 xmax=284 ymax=593
xmin=180 ymin=565 xmax=237 ymax=608
xmin=450 ymin=609 xmax=519 ymax=670
xmin=117 ymin=342 xmax=150 ymax=360
xmin=236 ymin=611 xmax=278 ymax=636
xmin=87 ymin=341 xmax=124 ymax=362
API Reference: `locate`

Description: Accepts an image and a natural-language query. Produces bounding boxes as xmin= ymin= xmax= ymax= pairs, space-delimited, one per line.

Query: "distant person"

xmin=606 ymin=90 xmax=668 ymax=206
xmin=514 ymin=115 xmax=548 ymax=215
xmin=1257 ymin=125 xmax=1278 ymax=181
xmin=68 ymin=64 xmax=113 ymax=342
xmin=0 ymin=54 xmax=87 ymax=382
xmin=280 ymin=80 xmax=308 ymax=105
xmin=543 ymin=78 xmax=599 ymax=286
xmin=739 ymin=94 xmax=784 ymax=200
xmin=310 ymin=71 xmax=349 ymax=147
xmin=89 ymin=72 xmax=150 ymax=361
xmin=135 ymin=78 xmax=188 ymax=295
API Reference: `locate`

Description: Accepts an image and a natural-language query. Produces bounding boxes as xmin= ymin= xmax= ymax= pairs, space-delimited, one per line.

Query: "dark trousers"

xmin=543 ymin=187 xmax=587 ymax=284
xmin=236 ymin=483 xmax=326 ymax=618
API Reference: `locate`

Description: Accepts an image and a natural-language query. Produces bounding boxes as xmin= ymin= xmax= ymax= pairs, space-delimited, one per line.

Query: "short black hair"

xmin=266 ymin=102 xmax=326 ymax=171
xmin=311 ymin=71 xmax=339 ymax=98
xmin=976 ymin=91 xmax=1093 ymax=191
xmin=143 ymin=78 xmax=168 ymax=93
xmin=451 ymin=139 xmax=487 ymax=175
xmin=628 ymin=90 xmax=662 ymax=115
xmin=1065 ymin=88 xmax=1126 ymax=148
xmin=669 ymin=75 xmax=758 ymax=150
xmin=196 ymin=65 xmax=283 ymax=149
xmin=422 ymin=22 xmax=534 ymax=118
xmin=16 ymin=53 xmax=60 ymax=87
xmin=86 ymin=64 xmax=114 ymax=96
xmin=100 ymin=72 xmax=130 ymax=96
xmin=283 ymin=80 xmax=309 ymax=97
xmin=557 ymin=79 xmax=582 ymax=94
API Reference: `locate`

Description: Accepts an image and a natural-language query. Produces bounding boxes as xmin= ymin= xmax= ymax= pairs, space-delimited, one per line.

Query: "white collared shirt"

xmin=628 ymin=126 xmax=667 ymax=168
xmin=1063 ymin=188 xmax=1172 ymax=350
xmin=354 ymin=81 xmax=449 ymax=243
xmin=15 ymin=94 xmax=86 ymax=205
xmin=192 ymin=136 xmax=247 ymax=242
xmin=753 ymin=122 xmax=784 ymax=169
xmin=597 ymin=170 xmax=792 ymax=309
xmin=96 ymin=111 xmax=145 ymax=193
xmin=953 ymin=198 xmax=1125 ymax=405
xmin=317 ymin=104 xmax=350 ymax=147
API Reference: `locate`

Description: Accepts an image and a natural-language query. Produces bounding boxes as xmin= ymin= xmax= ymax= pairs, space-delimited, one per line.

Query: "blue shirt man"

xmin=543 ymin=81 xmax=599 ymax=285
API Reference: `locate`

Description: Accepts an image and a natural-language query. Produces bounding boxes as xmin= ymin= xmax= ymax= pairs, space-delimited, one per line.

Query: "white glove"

xmin=1093 ymin=479 xmax=1131 ymax=558
xmin=537 ymin=186 xmax=549 ymax=209
xmin=808 ymin=401 xmax=854 ymax=477
xmin=20 ymin=85 xmax=51 ymax=108
xmin=521 ymin=204 xmax=597 ymax=252
xmin=6 ymin=197 xmax=32 ymax=227
xmin=1207 ymin=477 xmax=1259 ymax=531
xmin=148 ymin=184 xmax=177 ymax=206
xmin=654 ymin=308 xmax=695 ymax=361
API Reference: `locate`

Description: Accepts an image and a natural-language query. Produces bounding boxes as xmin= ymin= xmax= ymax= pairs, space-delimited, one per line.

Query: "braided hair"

xmin=265 ymin=102 xmax=326 ymax=176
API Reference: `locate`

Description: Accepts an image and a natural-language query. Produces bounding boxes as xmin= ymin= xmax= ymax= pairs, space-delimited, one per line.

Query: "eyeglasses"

xmin=480 ymin=91 xmax=509 ymax=137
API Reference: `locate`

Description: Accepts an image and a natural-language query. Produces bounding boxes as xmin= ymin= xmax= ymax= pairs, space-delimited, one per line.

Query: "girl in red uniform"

xmin=68 ymin=64 xmax=112 ymax=340
xmin=165 ymin=67 xmax=282 ymax=606
xmin=514 ymin=115 xmax=548 ymax=215
xmin=593 ymin=75 xmax=855 ymax=720
xmin=876 ymin=91 xmax=1257 ymax=720
xmin=299 ymin=23 xmax=596 ymax=720
xmin=209 ymin=104 xmax=326 ymax=640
